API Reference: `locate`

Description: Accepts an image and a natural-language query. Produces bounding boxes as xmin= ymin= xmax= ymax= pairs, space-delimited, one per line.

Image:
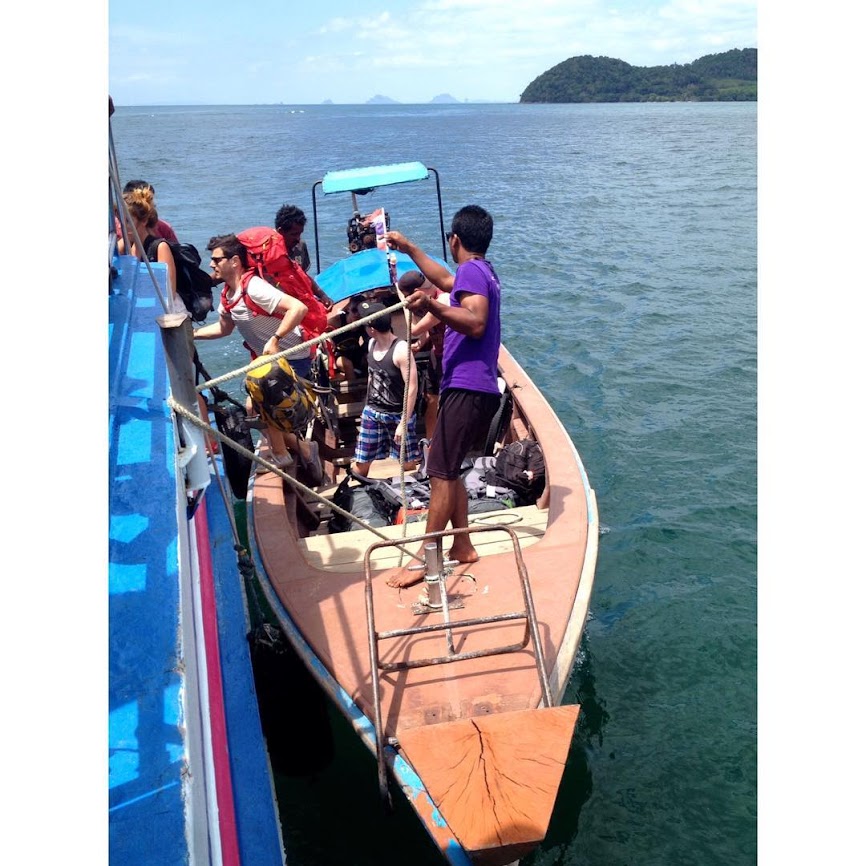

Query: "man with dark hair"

xmin=196 ymin=234 xmax=311 ymax=373
xmin=274 ymin=204 xmax=333 ymax=309
xmin=193 ymin=234 xmax=322 ymax=482
xmin=385 ymin=205 xmax=501 ymax=586
xmin=274 ymin=203 xmax=310 ymax=270
xmin=351 ymin=301 xmax=420 ymax=477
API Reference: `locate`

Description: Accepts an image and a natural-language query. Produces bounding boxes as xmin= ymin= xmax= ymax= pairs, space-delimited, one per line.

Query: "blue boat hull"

xmin=108 ymin=255 xmax=284 ymax=865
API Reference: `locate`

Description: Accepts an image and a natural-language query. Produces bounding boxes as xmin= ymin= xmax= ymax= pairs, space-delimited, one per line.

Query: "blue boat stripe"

xmin=108 ymin=780 xmax=181 ymax=813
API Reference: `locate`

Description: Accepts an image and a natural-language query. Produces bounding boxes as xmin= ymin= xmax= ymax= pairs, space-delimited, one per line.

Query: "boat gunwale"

xmin=494 ymin=345 xmax=599 ymax=702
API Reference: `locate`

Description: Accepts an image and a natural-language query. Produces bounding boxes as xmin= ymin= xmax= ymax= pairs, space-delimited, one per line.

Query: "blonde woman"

xmin=119 ymin=187 xmax=186 ymax=315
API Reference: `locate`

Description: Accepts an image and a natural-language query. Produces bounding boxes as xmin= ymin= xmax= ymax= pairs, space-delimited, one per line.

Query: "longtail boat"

xmin=240 ymin=162 xmax=600 ymax=865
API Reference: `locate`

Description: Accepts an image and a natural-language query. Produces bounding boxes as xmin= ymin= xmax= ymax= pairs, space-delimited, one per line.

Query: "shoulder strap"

xmin=220 ymin=272 xmax=252 ymax=313
xmin=222 ymin=271 xmax=277 ymax=318
xmin=388 ymin=339 xmax=405 ymax=365
xmin=143 ymin=235 xmax=163 ymax=261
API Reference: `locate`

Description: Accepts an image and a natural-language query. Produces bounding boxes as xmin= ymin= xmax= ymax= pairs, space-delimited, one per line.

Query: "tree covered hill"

xmin=520 ymin=48 xmax=756 ymax=103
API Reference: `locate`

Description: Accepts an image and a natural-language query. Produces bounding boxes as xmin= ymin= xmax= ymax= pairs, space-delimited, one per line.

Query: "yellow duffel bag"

xmin=244 ymin=355 xmax=315 ymax=434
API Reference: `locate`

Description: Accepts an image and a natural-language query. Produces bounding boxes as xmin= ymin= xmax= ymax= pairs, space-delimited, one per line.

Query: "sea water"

xmin=111 ymin=101 xmax=757 ymax=866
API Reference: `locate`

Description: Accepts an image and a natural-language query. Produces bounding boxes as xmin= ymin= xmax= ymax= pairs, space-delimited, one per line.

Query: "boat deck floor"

xmin=252 ymin=458 xmax=588 ymax=736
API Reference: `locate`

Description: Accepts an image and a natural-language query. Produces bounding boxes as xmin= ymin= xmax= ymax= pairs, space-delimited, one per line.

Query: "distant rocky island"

xmin=365 ymin=93 xmax=464 ymax=104
xmin=520 ymin=48 xmax=756 ymax=103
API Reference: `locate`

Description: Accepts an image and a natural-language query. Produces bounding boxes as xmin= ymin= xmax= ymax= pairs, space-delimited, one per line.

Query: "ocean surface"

xmin=111 ymin=101 xmax=757 ymax=866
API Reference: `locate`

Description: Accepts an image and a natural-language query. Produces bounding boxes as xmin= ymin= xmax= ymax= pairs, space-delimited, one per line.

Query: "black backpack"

xmin=146 ymin=237 xmax=214 ymax=322
xmin=493 ymin=438 xmax=546 ymax=505
xmin=327 ymin=471 xmax=401 ymax=533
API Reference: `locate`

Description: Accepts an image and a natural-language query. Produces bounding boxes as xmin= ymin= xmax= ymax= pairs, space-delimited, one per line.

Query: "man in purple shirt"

xmin=385 ymin=205 xmax=502 ymax=586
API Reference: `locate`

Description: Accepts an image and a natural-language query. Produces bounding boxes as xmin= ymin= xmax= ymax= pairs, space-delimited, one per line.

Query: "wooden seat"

xmin=298 ymin=505 xmax=548 ymax=571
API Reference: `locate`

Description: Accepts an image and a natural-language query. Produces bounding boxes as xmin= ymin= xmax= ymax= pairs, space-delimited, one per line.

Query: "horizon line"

xmin=111 ymin=101 xmax=519 ymax=108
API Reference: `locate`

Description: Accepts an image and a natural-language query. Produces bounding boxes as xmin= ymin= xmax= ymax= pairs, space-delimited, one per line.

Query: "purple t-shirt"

xmin=440 ymin=258 xmax=501 ymax=394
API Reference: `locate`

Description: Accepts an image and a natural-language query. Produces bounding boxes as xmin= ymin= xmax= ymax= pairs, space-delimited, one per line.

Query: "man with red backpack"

xmin=193 ymin=234 xmax=322 ymax=482
xmin=233 ymin=205 xmax=333 ymax=352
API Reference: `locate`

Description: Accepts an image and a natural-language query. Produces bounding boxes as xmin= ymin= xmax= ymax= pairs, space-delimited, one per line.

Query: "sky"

xmin=108 ymin=0 xmax=758 ymax=105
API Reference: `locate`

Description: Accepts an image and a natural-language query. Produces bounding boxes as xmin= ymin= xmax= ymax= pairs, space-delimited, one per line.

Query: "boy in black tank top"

xmin=352 ymin=302 xmax=420 ymax=477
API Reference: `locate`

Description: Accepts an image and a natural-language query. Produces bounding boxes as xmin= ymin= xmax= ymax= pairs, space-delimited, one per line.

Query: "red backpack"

xmin=235 ymin=227 xmax=328 ymax=342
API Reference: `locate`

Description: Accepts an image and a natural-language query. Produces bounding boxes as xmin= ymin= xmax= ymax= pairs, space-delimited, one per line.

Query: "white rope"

xmin=392 ymin=267 xmax=415 ymax=564
xmin=187 ymin=272 xmax=425 ymax=573
xmin=168 ymin=396 xmax=424 ymax=565
xmin=194 ymin=297 xmax=412 ymax=393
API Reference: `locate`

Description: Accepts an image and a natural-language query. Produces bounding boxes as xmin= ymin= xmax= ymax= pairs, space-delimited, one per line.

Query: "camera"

xmin=347 ymin=210 xmax=390 ymax=253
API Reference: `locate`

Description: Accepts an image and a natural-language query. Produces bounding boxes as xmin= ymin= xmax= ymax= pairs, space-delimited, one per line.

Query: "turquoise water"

xmin=111 ymin=102 xmax=757 ymax=865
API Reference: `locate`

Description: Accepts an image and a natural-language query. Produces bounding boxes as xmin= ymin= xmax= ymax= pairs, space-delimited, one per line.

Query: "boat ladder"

xmin=363 ymin=523 xmax=553 ymax=805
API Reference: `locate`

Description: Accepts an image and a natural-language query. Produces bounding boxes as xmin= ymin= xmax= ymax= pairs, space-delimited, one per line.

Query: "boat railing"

xmin=363 ymin=524 xmax=553 ymax=805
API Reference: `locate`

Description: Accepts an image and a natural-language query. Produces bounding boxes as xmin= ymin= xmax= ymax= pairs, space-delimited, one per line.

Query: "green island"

xmin=520 ymin=48 xmax=756 ymax=103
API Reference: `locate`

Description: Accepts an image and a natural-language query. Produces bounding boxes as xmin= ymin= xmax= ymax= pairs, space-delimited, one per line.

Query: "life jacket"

xmin=236 ymin=227 xmax=328 ymax=343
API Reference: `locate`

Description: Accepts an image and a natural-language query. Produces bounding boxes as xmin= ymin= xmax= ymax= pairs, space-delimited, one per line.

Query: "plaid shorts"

xmin=353 ymin=406 xmax=421 ymax=464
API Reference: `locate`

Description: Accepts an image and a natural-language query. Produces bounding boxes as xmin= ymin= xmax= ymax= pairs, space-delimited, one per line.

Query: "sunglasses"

xmin=210 ymin=255 xmax=230 ymax=264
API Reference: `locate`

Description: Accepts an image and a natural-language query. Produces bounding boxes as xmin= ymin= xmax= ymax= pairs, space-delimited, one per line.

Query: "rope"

xmin=185 ymin=270 xmax=425 ymax=575
xmin=206 ymin=446 xmax=243 ymax=543
xmin=168 ymin=396 xmax=425 ymax=565
xmin=194 ymin=297 xmax=412 ymax=393
xmin=200 ymin=395 xmax=289 ymax=643
xmin=108 ymin=122 xmax=130 ymax=255
xmin=471 ymin=512 xmax=523 ymax=526
xmin=391 ymin=261 xmax=415 ymax=564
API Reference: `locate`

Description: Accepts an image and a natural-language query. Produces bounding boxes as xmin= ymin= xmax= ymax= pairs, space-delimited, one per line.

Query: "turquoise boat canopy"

xmin=316 ymin=248 xmax=450 ymax=303
xmin=321 ymin=162 xmax=429 ymax=195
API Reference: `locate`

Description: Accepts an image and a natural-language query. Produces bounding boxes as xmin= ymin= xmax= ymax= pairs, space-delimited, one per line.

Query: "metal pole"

xmin=422 ymin=542 xmax=443 ymax=609
xmin=311 ymin=180 xmax=322 ymax=274
xmin=159 ymin=312 xmax=210 ymax=492
xmin=428 ymin=167 xmax=447 ymax=260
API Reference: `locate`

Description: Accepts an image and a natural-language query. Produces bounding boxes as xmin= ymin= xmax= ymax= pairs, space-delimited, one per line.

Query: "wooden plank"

xmin=331 ymin=379 xmax=367 ymax=396
xmin=335 ymin=400 xmax=365 ymax=418
xmin=299 ymin=506 xmax=548 ymax=571
xmin=398 ymin=706 xmax=579 ymax=866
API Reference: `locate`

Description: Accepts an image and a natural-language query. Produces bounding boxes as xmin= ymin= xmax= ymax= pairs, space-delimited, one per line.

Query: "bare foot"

xmin=387 ymin=542 xmax=479 ymax=589
xmin=387 ymin=571 xmax=424 ymax=589
xmin=447 ymin=543 xmax=479 ymax=564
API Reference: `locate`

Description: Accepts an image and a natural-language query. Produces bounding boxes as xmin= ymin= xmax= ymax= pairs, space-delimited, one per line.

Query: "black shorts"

xmin=426 ymin=388 xmax=502 ymax=480
xmin=425 ymin=353 xmax=442 ymax=396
